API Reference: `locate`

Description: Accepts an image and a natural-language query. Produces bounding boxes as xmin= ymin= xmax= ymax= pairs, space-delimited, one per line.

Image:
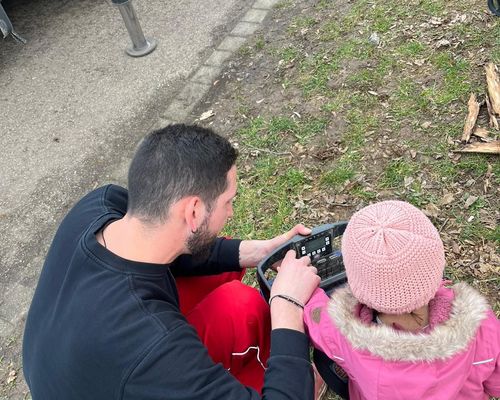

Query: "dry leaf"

xmin=334 ymin=194 xmax=348 ymax=204
xmin=423 ymin=203 xmax=440 ymax=218
xmin=404 ymin=176 xmax=414 ymax=187
xmin=294 ymin=200 xmax=305 ymax=209
xmin=439 ymin=193 xmax=455 ymax=206
xmin=7 ymin=370 xmax=17 ymax=384
xmin=369 ymin=32 xmax=380 ymax=45
xmin=435 ymin=39 xmax=451 ymax=48
xmin=450 ymin=14 xmax=467 ymax=24
xmin=199 ymin=110 xmax=215 ymax=121
xmin=464 ymin=179 xmax=476 ymax=187
xmin=464 ymin=195 xmax=478 ymax=209
xmin=429 ymin=17 xmax=444 ymax=25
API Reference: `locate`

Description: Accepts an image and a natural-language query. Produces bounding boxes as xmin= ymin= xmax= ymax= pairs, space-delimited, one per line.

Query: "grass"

xmin=223 ymin=156 xmax=306 ymax=239
xmin=379 ymin=159 xmax=419 ymax=188
xmin=238 ymin=115 xmax=329 ymax=149
xmin=322 ymin=165 xmax=355 ymax=189
xmin=288 ymin=16 xmax=318 ymax=35
xmin=278 ymin=46 xmax=300 ymax=63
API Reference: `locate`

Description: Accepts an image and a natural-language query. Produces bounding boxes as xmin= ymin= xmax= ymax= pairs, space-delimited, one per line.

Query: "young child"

xmin=304 ymin=200 xmax=499 ymax=400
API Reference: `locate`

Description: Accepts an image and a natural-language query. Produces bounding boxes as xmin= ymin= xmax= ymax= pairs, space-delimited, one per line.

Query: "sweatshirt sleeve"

xmin=169 ymin=238 xmax=242 ymax=276
xmin=122 ymin=324 xmax=313 ymax=400
xmin=263 ymin=329 xmax=314 ymax=400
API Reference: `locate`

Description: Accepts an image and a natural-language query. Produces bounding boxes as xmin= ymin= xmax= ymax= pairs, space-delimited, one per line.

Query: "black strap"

xmin=313 ymin=349 xmax=350 ymax=400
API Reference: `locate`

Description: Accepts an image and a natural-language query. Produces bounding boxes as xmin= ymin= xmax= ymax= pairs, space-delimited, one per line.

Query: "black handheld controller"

xmin=257 ymin=222 xmax=348 ymax=302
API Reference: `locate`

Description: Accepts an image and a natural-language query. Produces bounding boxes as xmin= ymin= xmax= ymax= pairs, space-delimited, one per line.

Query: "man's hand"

xmin=269 ymin=250 xmax=320 ymax=332
xmin=238 ymin=224 xmax=312 ymax=268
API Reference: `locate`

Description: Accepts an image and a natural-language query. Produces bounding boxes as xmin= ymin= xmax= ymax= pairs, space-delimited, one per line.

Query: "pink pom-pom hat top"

xmin=341 ymin=201 xmax=445 ymax=314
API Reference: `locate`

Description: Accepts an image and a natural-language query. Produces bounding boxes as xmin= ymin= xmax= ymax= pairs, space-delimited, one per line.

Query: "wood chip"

xmin=456 ymin=141 xmax=500 ymax=154
xmin=462 ymin=94 xmax=480 ymax=142
xmin=485 ymin=95 xmax=499 ymax=130
xmin=473 ymin=127 xmax=490 ymax=139
xmin=485 ymin=63 xmax=500 ymax=115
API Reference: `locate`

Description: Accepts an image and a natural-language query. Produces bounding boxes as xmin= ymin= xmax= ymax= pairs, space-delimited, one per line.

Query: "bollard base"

xmin=125 ymin=38 xmax=157 ymax=57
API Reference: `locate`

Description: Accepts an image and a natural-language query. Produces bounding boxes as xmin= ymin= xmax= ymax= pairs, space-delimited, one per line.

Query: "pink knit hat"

xmin=342 ymin=200 xmax=445 ymax=314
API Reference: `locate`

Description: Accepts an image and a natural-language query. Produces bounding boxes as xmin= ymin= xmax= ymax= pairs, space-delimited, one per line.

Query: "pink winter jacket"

xmin=304 ymin=282 xmax=500 ymax=400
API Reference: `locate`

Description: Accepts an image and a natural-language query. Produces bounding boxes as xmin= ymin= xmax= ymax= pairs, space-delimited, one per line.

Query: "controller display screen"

xmin=299 ymin=234 xmax=331 ymax=258
xmin=305 ymin=237 xmax=326 ymax=253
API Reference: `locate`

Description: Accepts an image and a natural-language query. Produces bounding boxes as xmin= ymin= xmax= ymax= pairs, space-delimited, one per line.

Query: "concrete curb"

xmin=157 ymin=0 xmax=280 ymax=127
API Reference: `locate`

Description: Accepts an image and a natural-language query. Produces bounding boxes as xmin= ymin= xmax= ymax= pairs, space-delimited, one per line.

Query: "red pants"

xmin=176 ymin=270 xmax=271 ymax=393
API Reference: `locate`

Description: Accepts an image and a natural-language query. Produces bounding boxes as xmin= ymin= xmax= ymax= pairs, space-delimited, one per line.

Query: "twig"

xmin=475 ymin=277 xmax=500 ymax=283
xmin=438 ymin=217 xmax=450 ymax=232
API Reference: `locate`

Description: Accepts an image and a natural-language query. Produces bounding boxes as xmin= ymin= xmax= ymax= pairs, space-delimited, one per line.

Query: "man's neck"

xmin=98 ymin=215 xmax=184 ymax=265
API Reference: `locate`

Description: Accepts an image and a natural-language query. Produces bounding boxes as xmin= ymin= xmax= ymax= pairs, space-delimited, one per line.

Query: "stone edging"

xmin=157 ymin=0 xmax=280 ymax=127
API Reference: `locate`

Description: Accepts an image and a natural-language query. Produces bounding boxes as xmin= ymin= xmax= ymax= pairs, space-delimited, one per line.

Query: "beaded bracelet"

xmin=268 ymin=294 xmax=304 ymax=309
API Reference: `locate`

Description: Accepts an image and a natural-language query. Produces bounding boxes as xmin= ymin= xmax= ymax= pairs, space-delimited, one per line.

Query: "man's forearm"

xmin=270 ymin=297 xmax=305 ymax=333
xmin=239 ymin=240 xmax=268 ymax=268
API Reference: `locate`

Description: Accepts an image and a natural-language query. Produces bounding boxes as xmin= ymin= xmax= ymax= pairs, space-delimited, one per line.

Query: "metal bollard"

xmin=112 ymin=0 xmax=157 ymax=57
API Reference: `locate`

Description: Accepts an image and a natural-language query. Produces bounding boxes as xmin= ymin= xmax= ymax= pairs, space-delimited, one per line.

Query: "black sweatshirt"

xmin=23 ymin=185 xmax=314 ymax=400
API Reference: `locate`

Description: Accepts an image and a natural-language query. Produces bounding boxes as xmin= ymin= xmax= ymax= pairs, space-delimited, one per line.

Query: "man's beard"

xmin=187 ymin=215 xmax=217 ymax=262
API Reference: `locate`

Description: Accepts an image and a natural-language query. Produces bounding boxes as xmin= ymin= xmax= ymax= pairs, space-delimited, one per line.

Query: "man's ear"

xmin=184 ymin=196 xmax=206 ymax=233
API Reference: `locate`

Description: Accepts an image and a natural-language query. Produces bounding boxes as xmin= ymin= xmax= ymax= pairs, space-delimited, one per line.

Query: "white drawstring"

xmin=230 ymin=346 xmax=266 ymax=371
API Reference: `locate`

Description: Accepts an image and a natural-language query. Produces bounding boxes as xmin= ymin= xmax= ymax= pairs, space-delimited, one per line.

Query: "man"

xmin=23 ymin=124 xmax=321 ymax=399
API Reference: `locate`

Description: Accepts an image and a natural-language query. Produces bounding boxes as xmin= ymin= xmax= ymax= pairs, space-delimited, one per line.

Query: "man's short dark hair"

xmin=127 ymin=124 xmax=238 ymax=223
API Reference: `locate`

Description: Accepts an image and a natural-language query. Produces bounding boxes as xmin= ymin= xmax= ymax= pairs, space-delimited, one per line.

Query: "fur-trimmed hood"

xmin=327 ymin=282 xmax=490 ymax=362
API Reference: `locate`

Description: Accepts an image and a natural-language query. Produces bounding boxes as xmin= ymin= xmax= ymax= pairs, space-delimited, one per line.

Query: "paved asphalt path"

xmin=0 ymin=0 xmax=252 ymax=396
